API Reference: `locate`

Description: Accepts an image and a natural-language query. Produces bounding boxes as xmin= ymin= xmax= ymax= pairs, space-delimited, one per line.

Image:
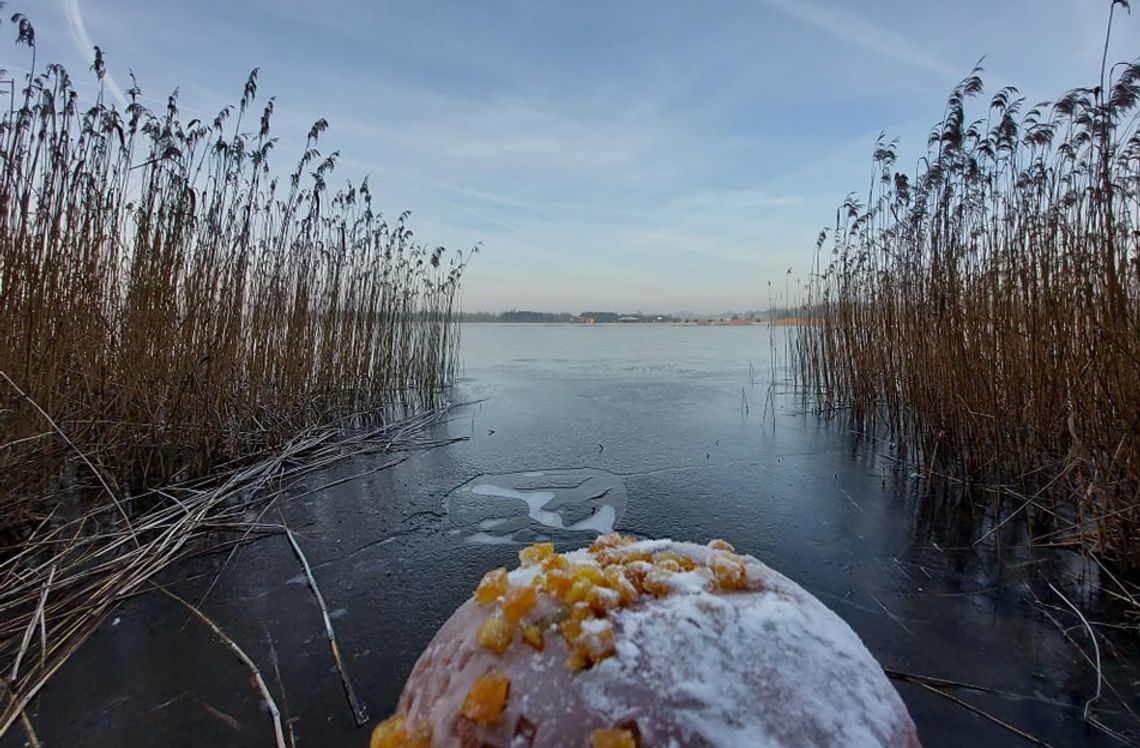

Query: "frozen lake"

xmin=7 ymin=323 xmax=1127 ymax=747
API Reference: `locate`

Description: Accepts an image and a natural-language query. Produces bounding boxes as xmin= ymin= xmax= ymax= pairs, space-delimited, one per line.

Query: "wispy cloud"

xmin=328 ymin=86 xmax=664 ymax=178
xmin=26 ymin=0 xmax=1120 ymax=312
xmin=677 ymin=189 xmax=803 ymax=211
xmin=61 ymin=0 xmax=128 ymax=109
xmin=763 ymin=0 xmax=961 ymax=80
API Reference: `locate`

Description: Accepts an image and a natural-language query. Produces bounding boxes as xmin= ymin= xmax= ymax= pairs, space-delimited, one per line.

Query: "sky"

xmin=3 ymin=0 xmax=1137 ymax=313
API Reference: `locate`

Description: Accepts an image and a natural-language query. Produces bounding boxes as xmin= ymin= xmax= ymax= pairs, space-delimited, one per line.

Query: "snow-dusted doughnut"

xmin=372 ymin=536 xmax=919 ymax=748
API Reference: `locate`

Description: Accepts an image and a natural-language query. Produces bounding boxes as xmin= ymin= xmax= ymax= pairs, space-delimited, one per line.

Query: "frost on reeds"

xmin=0 ymin=18 xmax=470 ymax=534
xmin=797 ymin=7 xmax=1140 ymax=566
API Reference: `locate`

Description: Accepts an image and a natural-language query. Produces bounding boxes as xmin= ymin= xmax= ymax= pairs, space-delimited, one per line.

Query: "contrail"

xmin=61 ymin=0 xmax=129 ymax=109
xmin=762 ymin=0 xmax=959 ymax=80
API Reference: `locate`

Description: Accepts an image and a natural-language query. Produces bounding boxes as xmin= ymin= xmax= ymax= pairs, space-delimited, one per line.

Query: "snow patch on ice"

xmin=468 ymin=482 xmax=616 ymax=534
xmin=466 ymin=532 xmax=518 ymax=545
xmin=566 ymin=503 xmax=615 ymax=533
xmin=447 ymin=468 xmax=627 ymax=543
xmin=471 ymin=483 xmax=563 ymax=528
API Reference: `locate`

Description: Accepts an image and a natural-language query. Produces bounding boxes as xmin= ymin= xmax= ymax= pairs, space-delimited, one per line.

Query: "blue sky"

xmin=5 ymin=1 xmax=1136 ymax=313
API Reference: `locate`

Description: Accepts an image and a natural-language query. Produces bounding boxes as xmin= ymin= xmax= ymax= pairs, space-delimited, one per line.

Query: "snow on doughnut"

xmin=372 ymin=536 xmax=920 ymax=748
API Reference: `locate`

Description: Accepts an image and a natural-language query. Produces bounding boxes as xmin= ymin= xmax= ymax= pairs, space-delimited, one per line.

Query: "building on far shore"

xmin=577 ymin=311 xmax=681 ymax=324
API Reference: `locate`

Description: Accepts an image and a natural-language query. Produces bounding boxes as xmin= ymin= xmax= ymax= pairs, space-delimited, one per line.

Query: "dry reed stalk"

xmin=17 ymin=710 xmax=38 ymax=747
xmin=0 ymin=14 xmax=470 ymax=538
xmin=1 ymin=372 xmax=135 ymax=545
xmin=902 ymin=678 xmax=1058 ymax=748
xmin=264 ymin=628 xmax=299 ymax=748
xmin=1046 ymin=582 xmax=1103 ymax=722
xmin=796 ymin=4 xmax=1140 ymax=568
xmin=883 ymin=668 xmax=1072 ymax=708
xmin=280 ymin=514 xmax=368 ymax=726
xmin=1029 ymin=582 xmax=1140 ymax=736
xmin=0 ymin=406 xmax=457 ymax=738
xmin=159 ymin=586 xmax=286 ymax=748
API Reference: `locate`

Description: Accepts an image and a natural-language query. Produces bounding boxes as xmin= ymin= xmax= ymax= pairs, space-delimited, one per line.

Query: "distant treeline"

xmin=460 ymin=310 xmax=576 ymax=323
xmin=767 ymin=306 xmax=817 ymax=321
xmin=580 ymin=312 xmax=680 ymax=323
xmin=458 ymin=310 xmax=781 ymax=323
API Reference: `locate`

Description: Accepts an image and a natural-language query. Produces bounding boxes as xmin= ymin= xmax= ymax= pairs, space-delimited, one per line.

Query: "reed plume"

xmin=0 ymin=16 xmax=470 ymax=535
xmin=797 ymin=5 xmax=1140 ymax=565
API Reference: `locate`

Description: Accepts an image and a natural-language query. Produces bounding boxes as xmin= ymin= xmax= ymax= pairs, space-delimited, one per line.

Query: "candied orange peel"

xmin=370 ymin=714 xmax=406 ymax=748
xmin=474 ymin=567 xmax=508 ymax=605
xmin=591 ymin=727 xmax=637 ymax=748
xmin=708 ymin=549 xmax=748 ymax=590
xmin=370 ymin=714 xmax=431 ymax=748
xmin=501 ymin=584 xmax=537 ymax=626
xmin=461 ymin=673 xmax=510 ymax=724
xmin=477 ymin=613 xmax=513 ymax=654
xmin=592 ymin=729 xmax=638 ymax=743
xmin=519 ymin=541 xmax=555 ymax=566
xmin=521 ymin=623 xmax=545 ymax=650
xmin=472 ymin=536 xmax=753 ymax=669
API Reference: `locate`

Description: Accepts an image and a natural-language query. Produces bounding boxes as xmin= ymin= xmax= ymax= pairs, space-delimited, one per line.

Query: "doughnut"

xmin=371 ymin=535 xmax=919 ymax=747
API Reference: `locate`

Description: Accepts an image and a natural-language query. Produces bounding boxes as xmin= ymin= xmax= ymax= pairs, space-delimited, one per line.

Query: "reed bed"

xmin=0 ymin=17 xmax=472 ymax=739
xmin=0 ymin=18 xmax=469 ymax=537
xmin=0 ymin=407 xmax=462 ymax=737
xmin=796 ymin=9 xmax=1140 ymax=566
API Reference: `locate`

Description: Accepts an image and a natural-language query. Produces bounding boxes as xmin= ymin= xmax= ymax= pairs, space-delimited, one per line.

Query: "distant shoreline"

xmin=458 ymin=310 xmax=807 ymax=325
xmin=459 ymin=319 xmax=815 ymax=326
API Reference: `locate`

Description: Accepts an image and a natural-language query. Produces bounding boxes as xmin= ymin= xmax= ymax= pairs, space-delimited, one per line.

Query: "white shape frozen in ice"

xmin=449 ymin=468 xmax=626 ymax=543
xmin=466 ymin=532 xmax=518 ymax=545
xmin=566 ymin=503 xmax=615 ymax=533
xmin=470 ymin=483 xmax=562 ymax=527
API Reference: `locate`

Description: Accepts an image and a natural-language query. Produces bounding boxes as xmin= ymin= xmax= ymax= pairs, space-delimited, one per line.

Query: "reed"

xmin=0 ymin=407 xmax=462 ymax=738
xmin=0 ymin=16 xmax=469 ymax=535
xmin=797 ymin=4 xmax=1140 ymax=566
